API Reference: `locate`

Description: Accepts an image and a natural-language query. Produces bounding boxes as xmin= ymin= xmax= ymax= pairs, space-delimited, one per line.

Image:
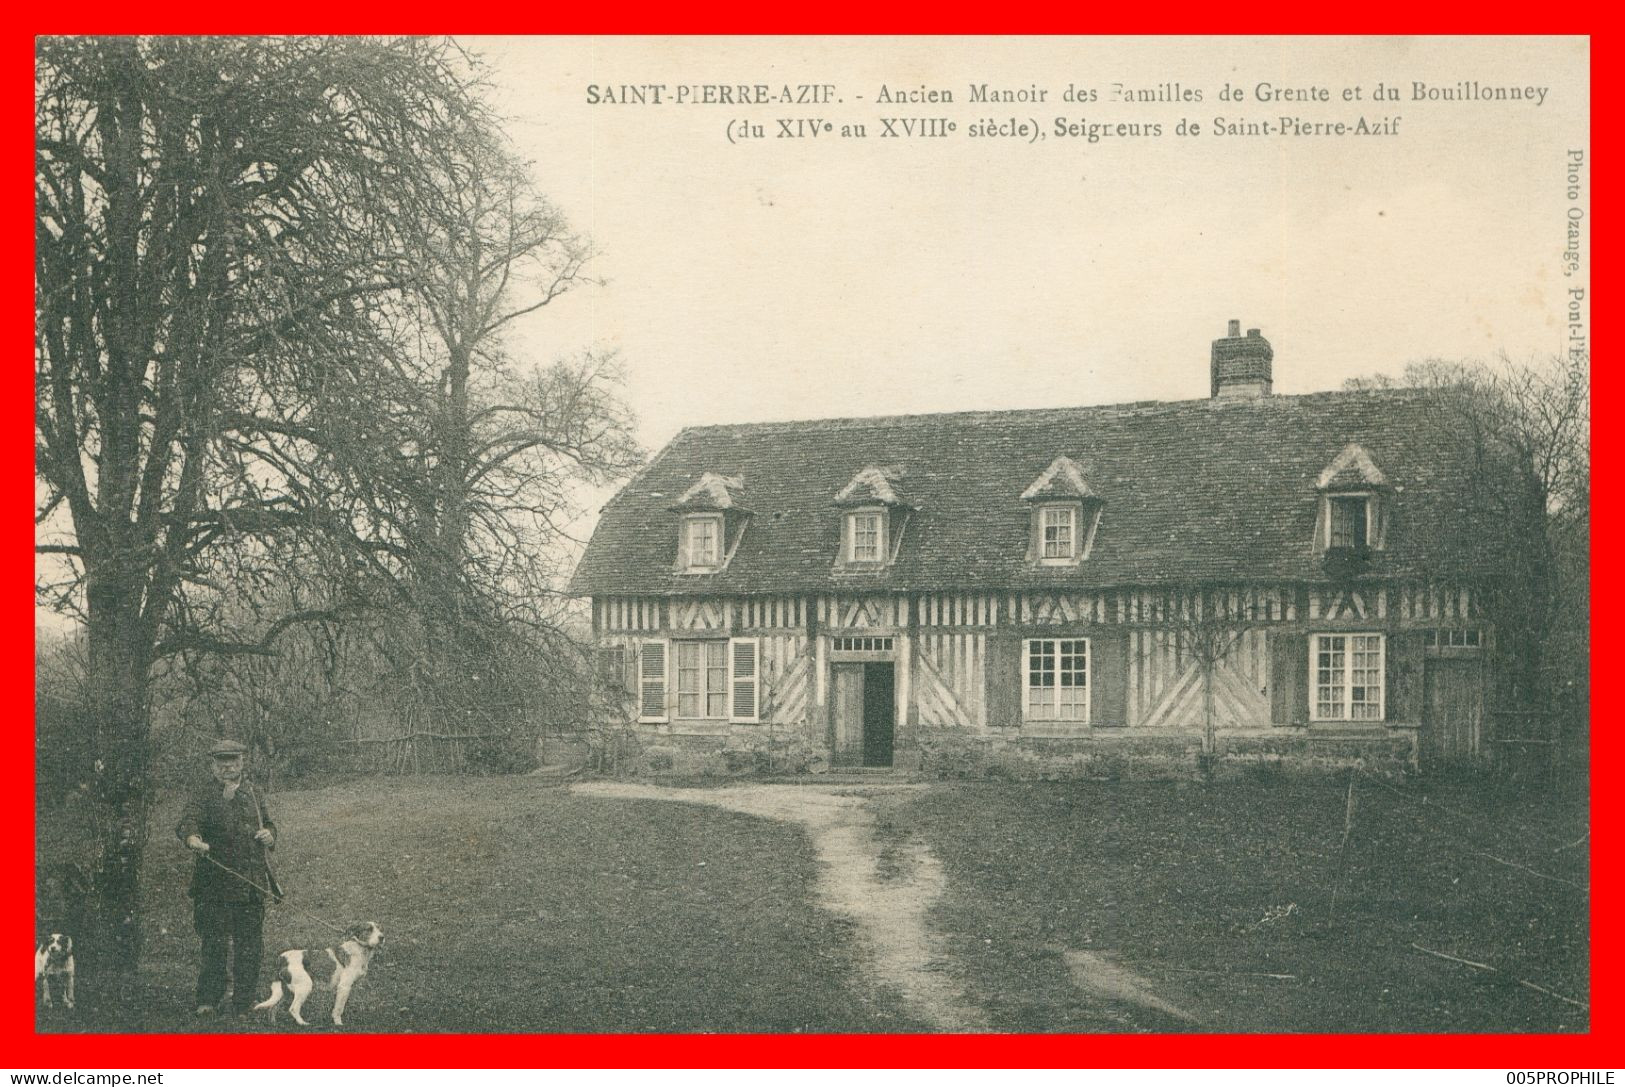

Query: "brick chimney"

xmin=1210 ymin=319 xmax=1273 ymax=398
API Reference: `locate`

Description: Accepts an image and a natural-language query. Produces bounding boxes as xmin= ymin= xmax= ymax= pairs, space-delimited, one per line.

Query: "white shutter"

xmin=638 ymin=640 xmax=668 ymax=721
xmin=729 ymin=637 xmax=759 ymax=722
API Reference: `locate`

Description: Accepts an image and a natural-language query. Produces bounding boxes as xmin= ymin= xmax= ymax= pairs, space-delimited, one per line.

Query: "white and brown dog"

xmin=253 ymin=922 xmax=383 ymax=1027
xmin=35 ymin=933 xmax=75 ymax=1010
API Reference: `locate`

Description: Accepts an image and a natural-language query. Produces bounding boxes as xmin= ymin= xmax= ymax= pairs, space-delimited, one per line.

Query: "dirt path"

xmin=574 ymin=782 xmax=989 ymax=1031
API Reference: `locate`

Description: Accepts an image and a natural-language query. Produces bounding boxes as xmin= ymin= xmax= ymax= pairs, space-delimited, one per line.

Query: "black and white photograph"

xmin=34 ymin=35 xmax=1590 ymax=1042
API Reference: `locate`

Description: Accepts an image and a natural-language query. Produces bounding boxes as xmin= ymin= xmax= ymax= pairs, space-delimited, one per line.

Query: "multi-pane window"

xmin=1041 ymin=505 xmax=1077 ymax=560
xmin=1025 ymin=638 xmax=1090 ymax=722
xmin=1312 ymin=633 xmax=1384 ymax=721
xmin=1328 ymin=496 xmax=1370 ymax=549
xmin=1423 ymin=628 xmax=1483 ymax=649
xmin=848 ymin=511 xmax=883 ymax=562
xmin=598 ymin=645 xmax=627 ymax=694
xmin=685 ymin=516 xmax=721 ymax=568
xmin=676 ymin=640 xmax=728 ymax=719
xmin=833 ymin=636 xmax=894 ymax=653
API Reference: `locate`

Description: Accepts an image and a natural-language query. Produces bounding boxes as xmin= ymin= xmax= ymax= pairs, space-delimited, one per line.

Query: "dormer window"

xmin=832 ymin=465 xmax=908 ymax=571
xmin=670 ymin=473 xmax=747 ymax=575
xmin=1022 ymin=457 xmax=1101 ymax=566
xmin=1316 ymin=444 xmax=1390 ymax=553
xmin=846 ymin=509 xmax=885 ymax=563
xmin=1040 ymin=504 xmax=1078 ymax=561
xmin=683 ymin=514 xmax=723 ymax=570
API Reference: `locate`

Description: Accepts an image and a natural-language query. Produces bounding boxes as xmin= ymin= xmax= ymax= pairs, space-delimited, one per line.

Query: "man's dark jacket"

xmin=174 ymin=780 xmax=281 ymax=903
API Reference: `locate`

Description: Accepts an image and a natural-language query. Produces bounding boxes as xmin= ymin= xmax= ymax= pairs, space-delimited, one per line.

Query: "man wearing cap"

xmin=175 ymin=739 xmax=279 ymax=1017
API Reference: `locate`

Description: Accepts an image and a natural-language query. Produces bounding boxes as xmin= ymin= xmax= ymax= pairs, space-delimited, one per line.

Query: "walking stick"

xmin=250 ymin=780 xmax=284 ymax=902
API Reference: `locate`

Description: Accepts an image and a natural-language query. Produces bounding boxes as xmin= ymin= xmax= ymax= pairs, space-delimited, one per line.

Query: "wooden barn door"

xmin=1422 ymin=657 xmax=1484 ymax=768
xmin=831 ymin=664 xmax=865 ymax=767
xmin=830 ymin=662 xmax=895 ymax=768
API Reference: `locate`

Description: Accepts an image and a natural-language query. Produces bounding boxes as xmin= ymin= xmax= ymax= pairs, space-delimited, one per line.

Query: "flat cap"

xmin=208 ymin=739 xmax=248 ymax=758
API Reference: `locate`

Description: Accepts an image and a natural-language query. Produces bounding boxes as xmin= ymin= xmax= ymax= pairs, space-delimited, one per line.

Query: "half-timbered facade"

xmin=572 ymin=324 xmax=1504 ymax=775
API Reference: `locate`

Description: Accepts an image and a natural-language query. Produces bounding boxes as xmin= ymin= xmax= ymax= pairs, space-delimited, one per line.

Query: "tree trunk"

xmin=420 ymin=337 xmax=500 ymax=741
xmin=83 ymin=555 xmax=155 ymax=976
xmin=1202 ymin=663 xmax=1216 ymax=754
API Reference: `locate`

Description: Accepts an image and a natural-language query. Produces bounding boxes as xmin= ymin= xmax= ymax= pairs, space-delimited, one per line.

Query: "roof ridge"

xmin=677 ymin=387 xmax=1430 ymax=437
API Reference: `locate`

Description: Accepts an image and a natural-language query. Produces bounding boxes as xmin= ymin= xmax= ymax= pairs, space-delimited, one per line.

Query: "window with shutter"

xmin=730 ymin=637 xmax=760 ymax=722
xmin=638 ymin=640 xmax=668 ymax=721
xmin=675 ymin=640 xmax=728 ymax=718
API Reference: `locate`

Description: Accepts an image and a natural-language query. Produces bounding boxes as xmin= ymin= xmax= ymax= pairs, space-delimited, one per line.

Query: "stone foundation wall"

xmin=631 ymin=729 xmax=822 ymax=777
xmin=904 ymin=728 xmax=1417 ymax=780
xmin=619 ymin=724 xmax=1418 ymax=780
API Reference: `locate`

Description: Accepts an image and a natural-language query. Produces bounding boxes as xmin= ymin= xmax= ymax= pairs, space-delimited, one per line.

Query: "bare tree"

xmin=34 ymin=36 xmax=513 ymax=971
xmin=374 ymin=126 xmax=641 ymax=751
xmin=1347 ymin=352 xmax=1590 ymax=734
xmin=1144 ymin=587 xmax=1256 ymax=778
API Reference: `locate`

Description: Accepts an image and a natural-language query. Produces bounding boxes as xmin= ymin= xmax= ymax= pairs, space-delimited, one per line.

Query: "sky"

xmin=467 ymin=35 xmax=1590 ymax=456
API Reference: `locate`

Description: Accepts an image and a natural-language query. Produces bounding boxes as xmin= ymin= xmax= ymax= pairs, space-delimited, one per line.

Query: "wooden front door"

xmin=1422 ymin=657 xmax=1484 ymax=768
xmin=831 ymin=663 xmax=865 ymax=767
xmin=862 ymin=662 xmax=896 ymax=768
xmin=830 ymin=661 xmax=895 ymax=768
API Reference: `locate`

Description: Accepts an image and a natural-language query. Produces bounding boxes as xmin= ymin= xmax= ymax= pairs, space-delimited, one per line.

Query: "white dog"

xmin=35 ymin=933 xmax=75 ymax=1009
xmin=253 ymin=922 xmax=383 ymax=1027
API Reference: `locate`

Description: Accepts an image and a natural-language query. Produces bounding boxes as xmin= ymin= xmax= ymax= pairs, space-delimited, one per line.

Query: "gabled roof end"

xmin=1316 ymin=443 xmax=1389 ymax=490
xmin=834 ymin=464 xmax=907 ymax=507
xmin=671 ymin=472 xmax=746 ymax=511
xmin=1021 ymin=455 xmax=1097 ymax=501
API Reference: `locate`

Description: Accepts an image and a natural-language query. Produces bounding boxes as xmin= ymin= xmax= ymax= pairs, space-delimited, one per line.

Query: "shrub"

xmin=464 ymin=730 xmax=539 ymax=775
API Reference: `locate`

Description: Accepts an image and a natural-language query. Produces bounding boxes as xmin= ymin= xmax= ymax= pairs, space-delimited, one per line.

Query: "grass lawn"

xmin=41 ymin=776 xmax=923 ymax=1033
xmin=40 ymin=773 xmax=1589 ymax=1035
xmin=878 ymin=778 xmax=1590 ymax=1033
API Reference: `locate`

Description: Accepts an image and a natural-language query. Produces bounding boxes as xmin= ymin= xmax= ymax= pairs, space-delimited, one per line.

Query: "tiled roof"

xmin=571 ymin=389 xmax=1502 ymax=596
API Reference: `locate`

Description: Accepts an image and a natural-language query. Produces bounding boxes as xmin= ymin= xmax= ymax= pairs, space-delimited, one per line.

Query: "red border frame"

xmin=13 ymin=22 xmax=1610 ymax=1070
